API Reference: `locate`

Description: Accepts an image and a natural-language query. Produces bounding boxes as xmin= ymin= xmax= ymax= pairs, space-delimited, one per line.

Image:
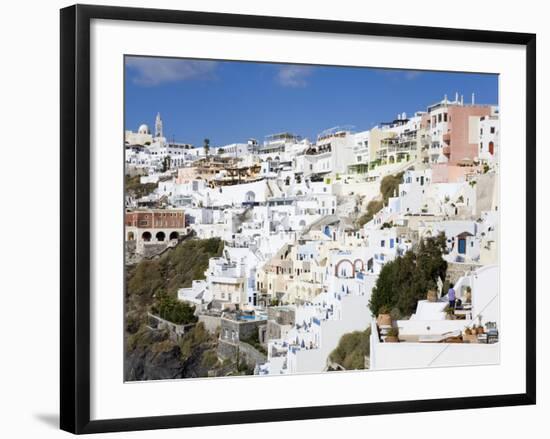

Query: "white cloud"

xmin=276 ymin=65 xmax=313 ymax=87
xmin=404 ymin=70 xmax=423 ymax=80
xmin=126 ymin=57 xmax=218 ymax=86
xmin=377 ymin=69 xmax=424 ymax=81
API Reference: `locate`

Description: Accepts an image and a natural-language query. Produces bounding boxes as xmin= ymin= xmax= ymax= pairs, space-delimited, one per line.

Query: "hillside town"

xmin=125 ymin=92 xmax=500 ymax=379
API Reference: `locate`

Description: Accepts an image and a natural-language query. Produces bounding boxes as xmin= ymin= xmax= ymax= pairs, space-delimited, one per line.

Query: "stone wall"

xmin=198 ymin=314 xmax=221 ymax=334
xmin=219 ymin=317 xmax=266 ymax=342
xmin=267 ymin=307 xmax=295 ymax=325
xmin=217 ymin=339 xmax=267 ymax=368
xmin=446 ymin=262 xmax=482 ymax=284
xmin=266 ymin=320 xmax=284 ymax=341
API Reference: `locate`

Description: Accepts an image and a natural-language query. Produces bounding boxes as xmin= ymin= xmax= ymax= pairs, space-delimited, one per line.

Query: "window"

xmin=380 ymin=240 xmax=385 ymax=247
xmin=438 ymin=114 xmax=442 ymax=123
xmin=490 ymin=126 xmax=496 ymax=134
xmin=443 ymin=113 xmax=448 ymax=122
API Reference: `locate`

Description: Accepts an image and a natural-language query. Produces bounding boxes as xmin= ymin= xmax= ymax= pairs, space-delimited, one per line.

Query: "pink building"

xmin=443 ymin=105 xmax=492 ymax=165
xmin=426 ymin=95 xmax=494 ymax=182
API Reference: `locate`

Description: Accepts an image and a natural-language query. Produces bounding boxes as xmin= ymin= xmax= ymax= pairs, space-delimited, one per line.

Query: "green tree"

xmin=369 ymin=233 xmax=447 ymax=316
xmin=203 ymin=138 xmax=210 ymax=156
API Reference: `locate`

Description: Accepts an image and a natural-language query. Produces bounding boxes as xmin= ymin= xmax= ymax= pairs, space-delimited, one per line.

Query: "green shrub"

xmin=151 ymin=291 xmax=197 ymax=325
xmin=125 ymin=174 xmax=157 ymax=198
xmin=380 ymin=172 xmax=404 ymax=202
xmin=358 ymin=199 xmax=384 ymax=226
xmin=329 ymin=327 xmax=371 ymax=370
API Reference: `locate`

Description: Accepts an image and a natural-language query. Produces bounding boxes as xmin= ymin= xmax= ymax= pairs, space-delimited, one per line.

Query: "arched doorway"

xmin=335 ymin=259 xmax=354 ymax=278
xmin=142 ymin=231 xmax=152 ymax=242
xmin=156 ymin=231 xmax=165 ymax=242
xmin=489 ymin=141 xmax=494 ymax=155
xmin=169 ymin=231 xmax=179 ymax=240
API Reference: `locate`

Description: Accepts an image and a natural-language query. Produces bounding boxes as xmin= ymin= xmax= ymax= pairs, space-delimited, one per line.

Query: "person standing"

xmin=448 ymin=283 xmax=456 ymax=309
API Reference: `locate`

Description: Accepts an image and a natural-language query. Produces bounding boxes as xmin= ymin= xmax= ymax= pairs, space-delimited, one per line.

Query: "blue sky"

xmin=125 ymin=56 xmax=498 ymax=147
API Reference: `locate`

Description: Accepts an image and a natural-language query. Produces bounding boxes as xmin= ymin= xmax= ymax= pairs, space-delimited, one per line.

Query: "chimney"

xmin=472 ymin=93 xmax=475 ymax=105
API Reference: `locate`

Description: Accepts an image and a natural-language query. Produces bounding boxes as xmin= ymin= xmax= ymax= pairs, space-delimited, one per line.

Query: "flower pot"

xmin=463 ymin=334 xmax=478 ymax=343
xmin=377 ymin=313 xmax=392 ymax=327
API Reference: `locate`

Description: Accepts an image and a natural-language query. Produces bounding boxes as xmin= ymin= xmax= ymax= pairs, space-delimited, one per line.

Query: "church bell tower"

xmin=155 ymin=112 xmax=163 ymax=138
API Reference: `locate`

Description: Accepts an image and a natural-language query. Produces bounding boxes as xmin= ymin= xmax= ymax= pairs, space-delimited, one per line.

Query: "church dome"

xmin=138 ymin=124 xmax=150 ymax=134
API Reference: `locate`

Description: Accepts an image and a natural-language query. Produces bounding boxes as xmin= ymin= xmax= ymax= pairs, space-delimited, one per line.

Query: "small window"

xmin=490 ymin=127 xmax=496 ymax=134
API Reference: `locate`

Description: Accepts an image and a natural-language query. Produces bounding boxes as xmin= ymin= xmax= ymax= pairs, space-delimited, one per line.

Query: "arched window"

xmin=127 ymin=231 xmax=135 ymax=241
xmin=169 ymin=231 xmax=179 ymax=240
xmin=156 ymin=231 xmax=165 ymax=242
xmin=489 ymin=141 xmax=495 ymax=155
xmin=245 ymin=191 xmax=256 ymax=203
xmin=141 ymin=231 xmax=152 ymax=242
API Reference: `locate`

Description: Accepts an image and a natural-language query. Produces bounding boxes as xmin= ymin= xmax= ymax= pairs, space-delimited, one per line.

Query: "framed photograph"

xmin=60 ymin=4 xmax=536 ymax=434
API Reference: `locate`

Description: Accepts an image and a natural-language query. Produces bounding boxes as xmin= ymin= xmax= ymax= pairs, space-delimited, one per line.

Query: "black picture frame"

xmin=60 ymin=4 xmax=536 ymax=434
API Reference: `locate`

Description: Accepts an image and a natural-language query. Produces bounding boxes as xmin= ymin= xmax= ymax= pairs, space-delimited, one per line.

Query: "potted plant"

xmin=463 ymin=326 xmax=477 ymax=343
xmin=385 ymin=327 xmax=399 ymax=343
xmin=377 ymin=305 xmax=392 ymax=327
xmin=427 ymin=289 xmax=438 ymax=302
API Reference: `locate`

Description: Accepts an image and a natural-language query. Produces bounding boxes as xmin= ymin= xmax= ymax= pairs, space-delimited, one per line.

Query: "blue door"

xmin=458 ymin=238 xmax=466 ymax=254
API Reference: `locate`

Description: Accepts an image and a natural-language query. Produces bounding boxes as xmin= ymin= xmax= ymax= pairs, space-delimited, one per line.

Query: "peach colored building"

xmin=431 ymin=163 xmax=478 ymax=184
